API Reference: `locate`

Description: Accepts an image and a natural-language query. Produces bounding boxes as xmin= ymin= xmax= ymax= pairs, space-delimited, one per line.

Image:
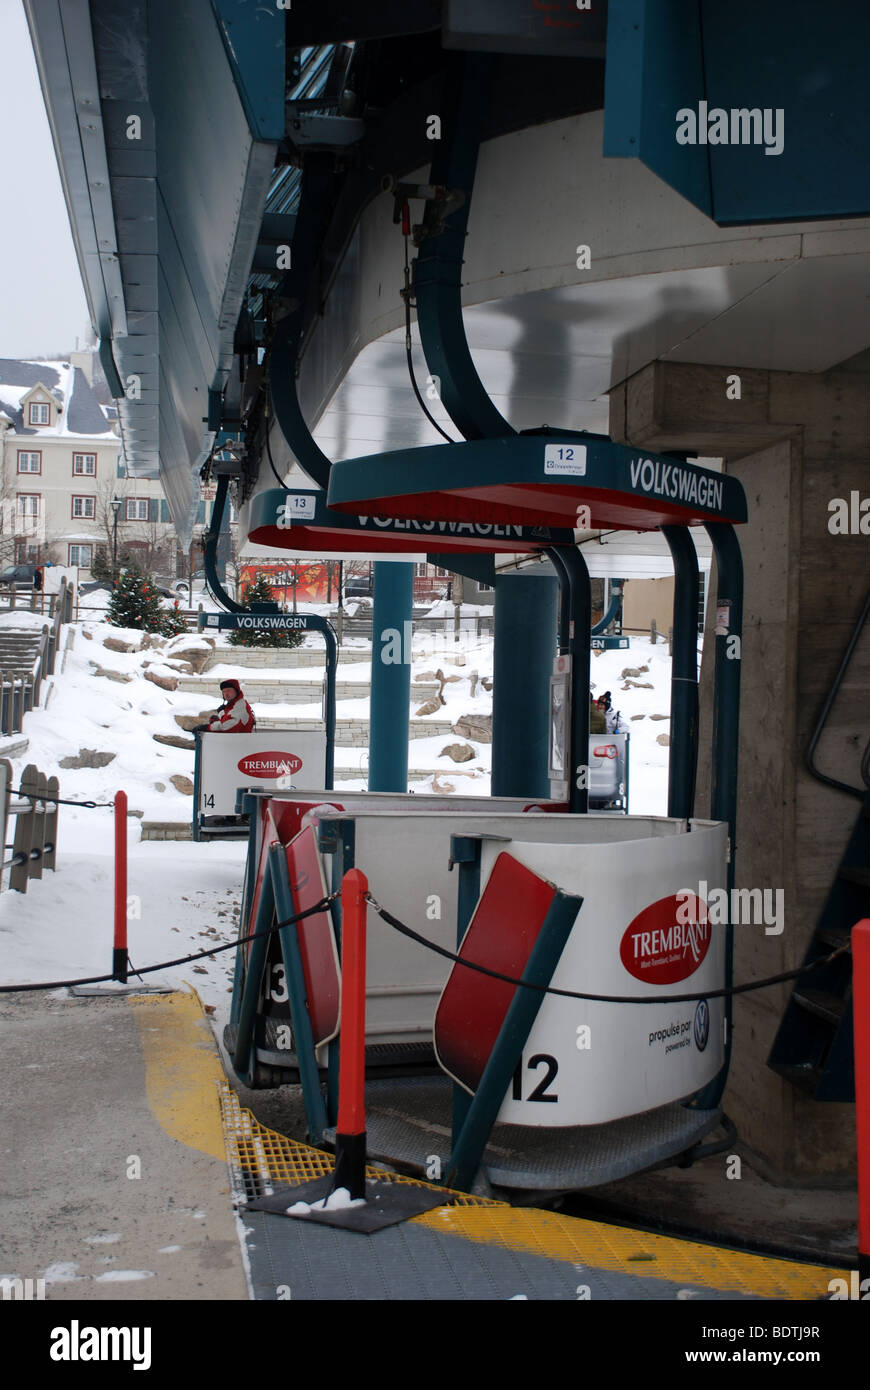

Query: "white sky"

xmin=0 ymin=2 xmax=92 ymax=358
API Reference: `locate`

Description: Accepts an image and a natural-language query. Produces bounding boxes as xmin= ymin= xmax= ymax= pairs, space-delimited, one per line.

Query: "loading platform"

xmin=219 ymin=1086 xmax=841 ymax=1302
xmin=0 ymin=982 xmax=848 ymax=1303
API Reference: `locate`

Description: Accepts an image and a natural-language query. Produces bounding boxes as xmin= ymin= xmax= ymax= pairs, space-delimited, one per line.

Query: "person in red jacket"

xmin=206 ymin=679 xmax=256 ymax=733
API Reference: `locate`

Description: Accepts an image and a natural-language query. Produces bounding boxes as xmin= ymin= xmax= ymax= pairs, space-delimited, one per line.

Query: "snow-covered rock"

xmin=144 ymin=665 xmax=179 ymax=692
xmin=440 ymin=742 xmax=475 ymax=763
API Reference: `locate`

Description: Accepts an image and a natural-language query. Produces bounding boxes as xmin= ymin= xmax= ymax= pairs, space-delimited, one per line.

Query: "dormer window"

xmin=29 ymin=402 xmax=50 ymax=426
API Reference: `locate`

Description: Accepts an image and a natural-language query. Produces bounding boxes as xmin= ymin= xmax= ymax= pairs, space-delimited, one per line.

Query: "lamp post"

xmin=111 ymin=496 xmax=122 ymax=580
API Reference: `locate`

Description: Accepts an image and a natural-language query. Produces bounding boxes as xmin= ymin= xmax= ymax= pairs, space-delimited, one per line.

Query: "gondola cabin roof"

xmin=246 ymin=488 xmax=577 ymax=554
xmin=326 ymin=437 xmax=748 ymax=532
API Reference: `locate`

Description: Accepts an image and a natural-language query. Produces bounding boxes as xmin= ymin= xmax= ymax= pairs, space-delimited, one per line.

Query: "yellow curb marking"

xmin=130 ymin=989 xmax=226 ymax=1160
xmin=415 ymin=1206 xmax=841 ymax=1299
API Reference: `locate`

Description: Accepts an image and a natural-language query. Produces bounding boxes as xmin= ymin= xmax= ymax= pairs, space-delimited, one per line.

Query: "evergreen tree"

xmin=91 ymin=547 xmax=113 ymax=583
xmin=228 ymin=573 xmax=304 ymax=649
xmin=161 ymin=598 xmax=189 ymax=637
xmin=92 ymin=544 xmax=133 ymax=584
xmin=107 ymin=566 xmax=187 ymax=636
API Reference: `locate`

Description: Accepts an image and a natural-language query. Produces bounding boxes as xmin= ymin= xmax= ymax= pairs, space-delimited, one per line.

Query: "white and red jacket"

xmin=208 ymin=680 xmax=256 ymax=733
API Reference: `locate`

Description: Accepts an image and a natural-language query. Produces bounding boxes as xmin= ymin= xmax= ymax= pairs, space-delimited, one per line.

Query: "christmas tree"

xmin=228 ymin=573 xmax=305 ymax=650
xmin=107 ymin=566 xmax=187 ymax=636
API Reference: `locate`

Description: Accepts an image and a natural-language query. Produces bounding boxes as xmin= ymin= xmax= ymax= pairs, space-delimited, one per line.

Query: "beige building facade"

xmin=0 ymin=353 xmax=177 ymax=580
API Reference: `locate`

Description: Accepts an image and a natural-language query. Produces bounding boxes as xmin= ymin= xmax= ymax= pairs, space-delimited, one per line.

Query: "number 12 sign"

xmin=544 ymin=444 xmax=586 ymax=476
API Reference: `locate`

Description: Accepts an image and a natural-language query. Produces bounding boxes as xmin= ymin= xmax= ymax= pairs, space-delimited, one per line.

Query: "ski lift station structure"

xmin=25 ymin=0 xmax=870 ymax=1204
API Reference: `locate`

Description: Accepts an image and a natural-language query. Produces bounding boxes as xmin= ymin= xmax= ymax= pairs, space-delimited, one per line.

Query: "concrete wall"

xmin=611 ymin=361 xmax=869 ymax=1178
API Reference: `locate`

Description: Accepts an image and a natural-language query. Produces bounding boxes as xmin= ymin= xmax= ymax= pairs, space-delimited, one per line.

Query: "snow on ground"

xmin=0 ymin=609 xmax=54 ymax=631
xmin=0 ymin=838 xmax=246 ymax=1009
xmin=0 ymin=609 xmax=682 ymax=1037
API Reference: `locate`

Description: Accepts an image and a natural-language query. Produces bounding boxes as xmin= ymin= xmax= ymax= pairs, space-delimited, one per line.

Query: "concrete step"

xmin=333 ymin=766 xmax=484 ymax=783
xmin=176 ymin=674 xmax=439 ymax=703
xmin=0 ymin=634 xmax=43 ymax=674
xmin=203 ymin=647 xmax=369 ymax=670
xmin=140 ymin=821 xmax=193 ymax=841
xmin=255 ymin=715 xmax=455 ymax=744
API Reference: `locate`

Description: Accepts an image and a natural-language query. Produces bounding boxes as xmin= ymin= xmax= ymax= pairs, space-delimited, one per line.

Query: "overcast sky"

xmin=0 ymin=2 xmax=92 ymax=359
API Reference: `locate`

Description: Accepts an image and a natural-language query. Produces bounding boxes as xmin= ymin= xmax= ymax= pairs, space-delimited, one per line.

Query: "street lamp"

xmin=111 ymin=496 xmax=122 ymax=579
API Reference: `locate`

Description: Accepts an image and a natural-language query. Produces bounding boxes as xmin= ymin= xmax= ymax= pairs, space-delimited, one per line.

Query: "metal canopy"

xmin=247 ymin=488 xmax=576 ymax=555
xmin=327 ymin=437 xmax=748 ymax=532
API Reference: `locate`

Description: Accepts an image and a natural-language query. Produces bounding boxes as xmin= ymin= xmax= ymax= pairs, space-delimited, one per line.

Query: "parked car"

xmin=172 ymin=569 xmax=205 ymax=597
xmin=0 ymin=564 xmax=38 ymax=589
xmin=344 ymin=576 xmax=372 ymax=598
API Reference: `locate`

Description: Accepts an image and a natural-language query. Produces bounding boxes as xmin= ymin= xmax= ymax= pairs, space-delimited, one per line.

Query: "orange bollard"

xmin=854 ymin=919 xmax=870 ymax=1284
xmin=113 ymin=790 xmax=128 ymax=982
xmin=333 ymin=868 xmax=368 ymax=1198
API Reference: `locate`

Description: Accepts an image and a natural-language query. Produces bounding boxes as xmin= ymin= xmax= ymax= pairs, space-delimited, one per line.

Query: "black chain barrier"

xmin=7 ymin=785 xmax=114 ymax=809
xmin=364 ymin=893 xmax=852 ymax=1007
xmin=0 ymin=877 xmax=852 ymax=1008
xmin=0 ymin=895 xmax=336 ymax=994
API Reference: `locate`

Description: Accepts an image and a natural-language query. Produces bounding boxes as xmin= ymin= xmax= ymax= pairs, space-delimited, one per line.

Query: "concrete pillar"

xmin=611 ymin=360 xmax=870 ymax=1178
xmin=368 ymin=561 xmax=414 ymax=792
xmin=492 ymin=572 xmax=558 ymax=799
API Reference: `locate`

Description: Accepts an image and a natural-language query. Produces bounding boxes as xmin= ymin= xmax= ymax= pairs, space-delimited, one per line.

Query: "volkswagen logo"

xmin=693 ymin=999 xmax=710 ymax=1052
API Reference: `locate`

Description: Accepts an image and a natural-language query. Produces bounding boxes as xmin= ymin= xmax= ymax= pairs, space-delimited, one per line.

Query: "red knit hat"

xmin=220 ymin=679 xmax=242 ymax=698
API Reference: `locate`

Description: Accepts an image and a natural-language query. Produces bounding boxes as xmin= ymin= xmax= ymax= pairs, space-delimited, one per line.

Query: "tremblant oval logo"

xmin=237 ymin=752 xmax=303 ymax=780
xmin=619 ymin=894 xmax=711 ymax=984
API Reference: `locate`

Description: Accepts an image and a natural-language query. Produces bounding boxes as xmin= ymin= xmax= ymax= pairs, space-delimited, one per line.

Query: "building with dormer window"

xmin=0 ymin=352 xmax=180 ymax=578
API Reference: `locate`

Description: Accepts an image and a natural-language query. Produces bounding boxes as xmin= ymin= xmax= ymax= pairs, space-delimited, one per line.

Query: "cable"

xmin=0 ymin=894 xmax=335 ymax=995
xmin=365 ymin=893 xmax=852 ymax=1007
xmin=402 ymin=210 xmax=456 ymax=445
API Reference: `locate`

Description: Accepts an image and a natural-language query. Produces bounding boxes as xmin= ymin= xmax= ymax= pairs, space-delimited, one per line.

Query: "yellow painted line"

xmin=414 ymin=1206 xmax=841 ymax=1299
xmin=130 ymin=989 xmax=226 ymax=1161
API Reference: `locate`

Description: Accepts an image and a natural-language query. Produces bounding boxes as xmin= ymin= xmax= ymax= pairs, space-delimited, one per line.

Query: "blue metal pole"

xmin=449 ymin=835 xmax=484 ymax=1149
xmin=369 ymin=561 xmax=414 ymax=790
xmin=690 ymin=522 xmax=743 ymax=1113
xmin=662 ymin=526 xmax=700 ymax=820
xmin=231 ymin=867 xmax=276 ymax=1085
xmin=548 ymin=548 xmax=591 ymax=814
xmin=322 ymin=622 xmax=337 ymax=790
xmin=492 ymin=573 xmax=558 ymax=799
xmin=270 ymin=844 xmax=328 ymax=1143
xmin=445 ymin=888 xmax=583 ymax=1192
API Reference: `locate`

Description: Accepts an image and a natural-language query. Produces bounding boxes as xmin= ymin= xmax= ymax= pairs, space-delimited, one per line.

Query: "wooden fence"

xmin=0 ymin=760 xmax=59 ymax=893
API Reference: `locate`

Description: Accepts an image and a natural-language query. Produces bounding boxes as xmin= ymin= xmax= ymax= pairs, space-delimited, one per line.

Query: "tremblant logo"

xmin=237 ymin=752 xmax=303 ymax=779
xmin=619 ymin=895 xmax=712 ymax=984
xmin=694 ymin=999 xmax=710 ymax=1052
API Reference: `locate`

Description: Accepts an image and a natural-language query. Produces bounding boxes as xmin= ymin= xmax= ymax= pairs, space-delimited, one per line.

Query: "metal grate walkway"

xmin=218 ymin=1086 xmax=843 ymax=1302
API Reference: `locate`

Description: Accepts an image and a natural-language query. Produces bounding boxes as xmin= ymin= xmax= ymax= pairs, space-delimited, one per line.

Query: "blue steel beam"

xmin=548 ymin=547 xmax=591 ymax=814
xmin=690 ymin=522 xmax=743 ymax=1114
xmin=445 ymin=886 xmax=583 ymax=1193
xmin=491 ymin=573 xmax=558 ymax=800
xmin=368 ymin=563 xmax=414 ymax=793
xmin=414 ymin=52 xmax=515 ymax=441
xmin=662 ymin=526 xmax=700 ymax=821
